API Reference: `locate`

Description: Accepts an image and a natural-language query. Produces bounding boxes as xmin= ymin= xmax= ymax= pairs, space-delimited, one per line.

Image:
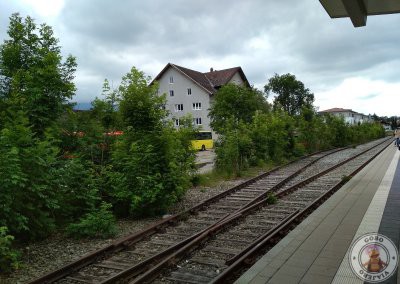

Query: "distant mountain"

xmin=73 ymin=102 xmax=92 ymax=110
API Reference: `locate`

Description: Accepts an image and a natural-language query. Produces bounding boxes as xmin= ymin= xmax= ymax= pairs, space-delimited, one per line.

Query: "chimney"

xmin=210 ymin=67 xmax=213 ymax=72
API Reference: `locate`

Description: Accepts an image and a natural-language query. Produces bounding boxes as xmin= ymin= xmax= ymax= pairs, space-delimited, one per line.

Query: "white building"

xmin=152 ymin=63 xmax=249 ymax=132
xmin=381 ymin=122 xmax=392 ymax=131
xmin=318 ymin=108 xmax=372 ymax=125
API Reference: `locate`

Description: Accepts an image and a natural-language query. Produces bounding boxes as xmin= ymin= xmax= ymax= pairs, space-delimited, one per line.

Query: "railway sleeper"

xmin=230 ymin=192 xmax=260 ymax=198
xmin=167 ymin=269 xmax=215 ymax=284
xmin=92 ymin=260 xmax=132 ymax=271
xmin=202 ymin=245 xmax=242 ymax=255
xmin=244 ymin=219 xmax=279 ymax=226
xmin=216 ymin=237 xmax=253 ymax=245
xmin=279 ymin=200 xmax=310 ymax=206
xmin=291 ymin=192 xmax=321 ymax=198
xmin=210 ymin=241 xmax=248 ymax=253
xmin=238 ymin=224 xmax=274 ymax=232
xmin=240 ymin=188 xmax=267 ymax=193
xmin=196 ymin=211 xmax=227 ymax=218
xmin=210 ymin=204 xmax=243 ymax=210
xmin=189 ymin=256 xmax=227 ymax=268
xmin=162 ymin=231 xmax=192 ymax=239
xmin=127 ymin=247 xmax=160 ymax=257
xmin=225 ymin=196 xmax=256 ymax=202
xmin=246 ymin=183 xmax=275 ymax=189
xmin=252 ymin=213 xmax=287 ymax=220
xmin=168 ymin=226 xmax=200 ymax=236
xmin=67 ymin=270 xmax=110 ymax=283
xmin=65 ymin=274 xmax=97 ymax=283
xmin=262 ymin=208 xmax=297 ymax=215
xmin=149 ymin=238 xmax=181 ymax=246
xmin=217 ymin=232 xmax=258 ymax=242
xmin=193 ymin=214 xmax=224 ymax=221
xmin=150 ymin=233 xmax=187 ymax=243
xmin=221 ymin=199 xmax=251 ymax=206
xmin=272 ymin=204 xmax=304 ymax=211
xmin=187 ymin=219 xmax=216 ymax=226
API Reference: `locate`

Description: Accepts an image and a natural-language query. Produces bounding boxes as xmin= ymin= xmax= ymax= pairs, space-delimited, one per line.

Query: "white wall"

xmin=228 ymin=72 xmax=244 ymax=85
xmin=331 ymin=111 xmax=368 ymax=125
xmin=157 ymin=67 xmax=212 ymax=131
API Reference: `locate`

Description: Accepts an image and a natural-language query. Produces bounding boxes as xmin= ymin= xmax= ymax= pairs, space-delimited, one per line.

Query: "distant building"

xmin=318 ymin=108 xmax=372 ymax=125
xmin=380 ymin=122 xmax=392 ymax=131
xmin=152 ymin=63 xmax=249 ymax=132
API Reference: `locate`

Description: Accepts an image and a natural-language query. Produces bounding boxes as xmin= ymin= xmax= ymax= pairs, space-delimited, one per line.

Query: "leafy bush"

xmin=67 ymin=202 xmax=117 ymax=239
xmin=0 ymin=113 xmax=59 ymax=239
xmin=52 ymin=158 xmax=100 ymax=223
xmin=103 ymin=67 xmax=195 ymax=217
xmin=215 ymin=120 xmax=252 ymax=176
xmin=0 ymin=227 xmax=20 ymax=273
xmin=190 ymin=174 xmax=202 ymax=187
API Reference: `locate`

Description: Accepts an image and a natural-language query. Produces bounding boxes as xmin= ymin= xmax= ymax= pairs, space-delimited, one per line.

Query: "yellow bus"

xmin=191 ymin=131 xmax=213 ymax=151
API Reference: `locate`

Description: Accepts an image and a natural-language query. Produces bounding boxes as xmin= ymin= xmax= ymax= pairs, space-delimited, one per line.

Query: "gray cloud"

xmin=1 ymin=0 xmax=400 ymax=115
xmin=359 ymin=94 xmax=379 ymax=100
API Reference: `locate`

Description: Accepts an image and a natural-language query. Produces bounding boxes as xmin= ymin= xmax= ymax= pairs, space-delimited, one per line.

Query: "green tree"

xmin=297 ymin=107 xmax=320 ymax=153
xmin=215 ymin=119 xmax=253 ymax=176
xmin=91 ymin=79 xmax=121 ymax=130
xmin=0 ymin=13 xmax=77 ymax=136
xmin=105 ymin=67 xmax=195 ymax=216
xmin=0 ymin=14 xmax=101 ymax=244
xmin=264 ymin=73 xmax=314 ymax=116
xmin=324 ymin=115 xmax=351 ymax=147
xmin=0 ymin=112 xmax=59 ymax=239
xmin=209 ymin=84 xmax=269 ymax=133
xmin=118 ymin=68 xmax=167 ymax=132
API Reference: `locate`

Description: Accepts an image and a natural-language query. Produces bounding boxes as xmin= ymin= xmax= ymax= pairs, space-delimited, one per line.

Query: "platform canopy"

xmin=319 ymin=0 xmax=400 ymax=27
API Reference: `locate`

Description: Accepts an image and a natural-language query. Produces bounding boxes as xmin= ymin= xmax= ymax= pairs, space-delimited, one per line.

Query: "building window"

xmin=175 ymin=119 xmax=180 ymax=127
xmin=174 ymin=104 xmax=183 ymax=112
xmin=170 ymin=76 xmax=174 ymax=84
xmin=187 ymin=88 xmax=192 ymax=95
xmin=169 ymin=90 xmax=174 ymax=97
xmin=193 ymin=117 xmax=202 ymax=125
xmin=192 ymin=103 xmax=202 ymax=110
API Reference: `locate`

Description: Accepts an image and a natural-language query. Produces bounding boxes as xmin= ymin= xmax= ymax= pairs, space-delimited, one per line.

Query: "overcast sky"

xmin=1 ymin=0 xmax=399 ymax=116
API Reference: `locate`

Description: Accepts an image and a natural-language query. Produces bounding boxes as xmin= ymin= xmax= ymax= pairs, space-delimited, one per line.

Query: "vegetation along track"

xmin=29 ymin=138 xmax=391 ymax=284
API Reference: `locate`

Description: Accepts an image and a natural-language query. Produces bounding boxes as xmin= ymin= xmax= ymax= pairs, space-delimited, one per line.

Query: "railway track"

xmin=29 ymin=138 xmax=391 ymax=284
xmin=133 ymin=138 xmax=391 ymax=284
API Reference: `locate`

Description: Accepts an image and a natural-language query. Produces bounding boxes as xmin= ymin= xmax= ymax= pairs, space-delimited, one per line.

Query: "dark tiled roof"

xmin=203 ymin=67 xmax=241 ymax=88
xmin=172 ymin=64 xmax=216 ymax=94
xmin=319 ymin=108 xmax=371 ymax=117
xmin=319 ymin=107 xmax=354 ymax=113
xmin=152 ymin=63 xmax=249 ymax=94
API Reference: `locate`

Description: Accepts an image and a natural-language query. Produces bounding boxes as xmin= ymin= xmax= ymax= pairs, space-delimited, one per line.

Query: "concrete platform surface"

xmin=236 ymin=145 xmax=400 ymax=284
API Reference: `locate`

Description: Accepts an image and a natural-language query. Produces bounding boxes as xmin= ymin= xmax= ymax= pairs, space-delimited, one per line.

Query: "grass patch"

xmin=191 ymin=170 xmax=229 ymax=188
xmin=192 ymin=163 xmax=277 ymax=188
xmin=266 ymin=193 xmax=277 ymax=204
xmin=341 ymin=175 xmax=352 ymax=183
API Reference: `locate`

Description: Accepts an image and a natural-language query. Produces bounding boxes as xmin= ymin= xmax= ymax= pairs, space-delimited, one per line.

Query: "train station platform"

xmin=236 ymin=145 xmax=400 ymax=284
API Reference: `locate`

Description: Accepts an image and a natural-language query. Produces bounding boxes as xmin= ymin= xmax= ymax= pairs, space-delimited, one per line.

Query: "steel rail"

xmin=211 ymin=139 xmax=391 ymax=284
xmin=28 ymin=139 xmax=389 ymax=283
xmin=95 ymin=148 xmax=349 ymax=283
xmin=29 ymin=148 xmax=342 ymax=284
xmin=129 ymin=139 xmax=391 ymax=284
